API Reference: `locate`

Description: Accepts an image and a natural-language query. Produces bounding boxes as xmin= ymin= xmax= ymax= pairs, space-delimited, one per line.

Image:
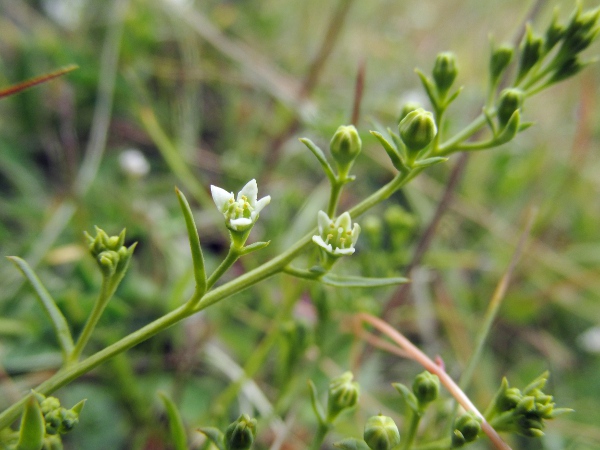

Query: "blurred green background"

xmin=1 ymin=0 xmax=600 ymax=448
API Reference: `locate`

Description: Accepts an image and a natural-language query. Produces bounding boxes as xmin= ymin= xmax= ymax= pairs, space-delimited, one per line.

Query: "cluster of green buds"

xmin=199 ymin=414 xmax=257 ymax=450
xmin=84 ymin=227 xmax=136 ymax=279
xmin=3 ymin=392 xmax=85 ymax=450
xmin=312 ymin=211 xmax=361 ymax=267
xmin=211 ymin=179 xmax=271 ymax=246
xmin=451 ymin=412 xmax=482 ymax=448
xmin=485 ymin=372 xmax=571 ymax=438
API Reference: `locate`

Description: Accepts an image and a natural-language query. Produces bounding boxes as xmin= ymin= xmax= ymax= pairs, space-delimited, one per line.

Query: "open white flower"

xmin=210 ymin=179 xmax=271 ymax=232
xmin=312 ymin=210 xmax=361 ymax=256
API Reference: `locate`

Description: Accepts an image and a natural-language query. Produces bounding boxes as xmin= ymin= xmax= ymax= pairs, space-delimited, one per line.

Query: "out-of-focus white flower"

xmin=312 ymin=211 xmax=360 ymax=256
xmin=578 ymin=326 xmax=600 ymax=353
xmin=119 ymin=149 xmax=150 ymax=178
xmin=211 ymin=179 xmax=271 ymax=232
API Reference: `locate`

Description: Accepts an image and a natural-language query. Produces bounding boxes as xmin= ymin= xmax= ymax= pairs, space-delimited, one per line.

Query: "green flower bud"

xmin=412 ymin=371 xmax=439 ymax=408
xmin=329 ymin=125 xmax=362 ymax=178
xmin=544 ymin=8 xmax=565 ymax=52
xmin=496 ymin=88 xmax=524 ymax=129
xmin=363 ymin=415 xmax=401 ymax=450
xmin=398 ymin=101 xmax=422 ymax=124
xmin=224 ymin=414 xmax=257 ymax=450
xmin=398 ymin=108 xmax=437 ymax=154
xmin=489 ymin=44 xmax=513 ymax=84
xmin=551 ymin=56 xmax=585 ymax=83
xmin=327 ymin=371 xmax=360 ymax=422
xmin=432 ymin=52 xmax=458 ymax=96
xmin=451 ymin=412 xmax=481 ymax=448
xmin=40 ymin=396 xmax=61 ymax=416
xmin=97 ymin=250 xmax=120 ymax=277
xmin=562 ymin=5 xmax=600 ymax=54
xmin=45 ymin=409 xmax=63 ymax=435
xmin=517 ymin=25 xmax=543 ymax=82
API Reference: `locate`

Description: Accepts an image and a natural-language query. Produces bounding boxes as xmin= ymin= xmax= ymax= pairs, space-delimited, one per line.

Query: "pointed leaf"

xmin=494 ymin=109 xmax=520 ymax=146
xmin=388 ymin=129 xmax=407 ymax=160
xmin=16 ymin=396 xmax=44 ymax=450
xmin=415 ymin=69 xmax=439 ymax=109
xmin=321 ymin=274 xmax=410 ymax=288
xmin=370 ymin=131 xmax=407 ymax=172
xmin=445 ymin=86 xmax=463 ymax=106
xmin=176 ymin=188 xmax=207 ymax=296
xmin=158 ymin=392 xmax=188 ymax=450
xmin=240 ymin=241 xmax=271 ymax=255
xmin=197 ymin=427 xmax=225 ymax=450
xmin=307 ymin=379 xmax=326 ymax=425
xmin=7 ymin=256 xmax=74 ymax=359
xmin=300 ymin=138 xmax=336 ymax=182
xmin=393 ymin=383 xmax=420 ymax=413
xmin=334 ymin=438 xmax=371 ymax=450
xmin=413 ymin=157 xmax=449 ymax=168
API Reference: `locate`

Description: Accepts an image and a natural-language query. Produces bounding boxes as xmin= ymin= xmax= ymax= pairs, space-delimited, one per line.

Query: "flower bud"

xmin=517 ymin=25 xmax=543 ymax=82
xmin=363 ymin=415 xmax=401 ymax=450
xmin=412 ymin=371 xmax=439 ymax=408
xmin=489 ymin=44 xmax=513 ymax=84
xmin=398 ymin=101 xmax=422 ymax=124
xmin=544 ymin=8 xmax=565 ymax=52
xmin=451 ymin=412 xmax=481 ymax=448
xmin=327 ymin=371 xmax=360 ymax=421
xmin=329 ymin=125 xmax=362 ymax=178
xmin=398 ymin=108 xmax=437 ymax=154
xmin=496 ymin=88 xmax=524 ymax=129
xmin=562 ymin=5 xmax=600 ymax=54
xmin=224 ymin=414 xmax=257 ymax=450
xmin=432 ymin=52 xmax=458 ymax=96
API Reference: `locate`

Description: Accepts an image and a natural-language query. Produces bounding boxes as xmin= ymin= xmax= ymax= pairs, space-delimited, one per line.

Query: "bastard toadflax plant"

xmin=0 ymin=1 xmax=599 ymax=449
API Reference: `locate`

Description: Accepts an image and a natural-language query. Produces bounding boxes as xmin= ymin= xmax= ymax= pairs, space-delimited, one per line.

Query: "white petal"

xmin=317 ymin=211 xmax=332 ymax=235
xmin=312 ymin=235 xmax=333 ymax=254
xmin=211 ymin=185 xmax=233 ymax=212
xmin=230 ymin=217 xmax=253 ymax=230
xmin=350 ymin=223 xmax=361 ymax=245
xmin=335 ymin=212 xmax=352 ymax=231
xmin=254 ymin=195 xmax=271 ymax=214
xmin=334 ymin=247 xmax=355 ymax=256
xmin=237 ymin=179 xmax=258 ymax=203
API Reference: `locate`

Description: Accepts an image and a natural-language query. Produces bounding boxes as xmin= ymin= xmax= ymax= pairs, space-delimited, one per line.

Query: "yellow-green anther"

xmin=327 ymin=371 xmax=360 ymax=422
xmin=489 ymin=44 xmax=513 ymax=84
xmin=412 ymin=371 xmax=440 ymax=407
xmin=398 ymin=108 xmax=437 ymax=154
xmin=432 ymin=52 xmax=458 ymax=96
xmin=329 ymin=125 xmax=362 ymax=178
xmin=451 ymin=412 xmax=481 ymax=448
xmin=363 ymin=415 xmax=401 ymax=450
xmin=496 ymin=88 xmax=524 ymax=128
xmin=224 ymin=414 xmax=257 ymax=450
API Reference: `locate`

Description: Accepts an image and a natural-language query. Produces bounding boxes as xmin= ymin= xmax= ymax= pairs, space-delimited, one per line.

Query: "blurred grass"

xmin=1 ymin=0 xmax=600 ymax=448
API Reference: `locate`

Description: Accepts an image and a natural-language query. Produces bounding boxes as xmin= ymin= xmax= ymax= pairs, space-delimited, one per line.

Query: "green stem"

xmin=414 ymin=438 xmax=452 ymax=450
xmin=206 ymin=245 xmax=241 ymax=290
xmin=401 ymin=411 xmax=422 ymax=450
xmin=327 ymin=179 xmax=344 ymax=217
xmin=309 ymin=422 xmax=331 ymax=450
xmin=437 ymin=113 xmax=488 ymax=155
xmin=282 ymin=265 xmax=322 ymax=280
xmin=70 ymin=276 xmax=118 ymax=362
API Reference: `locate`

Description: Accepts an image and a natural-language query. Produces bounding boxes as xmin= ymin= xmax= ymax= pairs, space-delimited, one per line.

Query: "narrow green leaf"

xmin=493 ymin=109 xmax=520 ymax=146
xmin=240 ymin=241 xmax=270 ymax=255
xmin=321 ymin=274 xmax=409 ymax=288
xmin=158 ymin=392 xmax=188 ymax=450
xmin=392 ymin=383 xmax=420 ymax=414
xmin=334 ymin=438 xmax=371 ymax=450
xmin=369 ymin=131 xmax=407 ymax=172
xmin=197 ymin=427 xmax=225 ymax=450
xmin=413 ymin=156 xmax=449 ymax=168
xmin=307 ymin=379 xmax=326 ymax=425
xmin=299 ymin=138 xmax=336 ymax=182
xmin=7 ymin=256 xmax=74 ymax=359
xmin=16 ymin=396 xmax=45 ymax=450
xmin=175 ymin=188 xmax=207 ymax=296
xmin=415 ymin=69 xmax=439 ymax=109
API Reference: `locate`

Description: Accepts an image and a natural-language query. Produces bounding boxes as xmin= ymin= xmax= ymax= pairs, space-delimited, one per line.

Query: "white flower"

xmin=312 ymin=210 xmax=361 ymax=256
xmin=210 ymin=179 xmax=271 ymax=231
